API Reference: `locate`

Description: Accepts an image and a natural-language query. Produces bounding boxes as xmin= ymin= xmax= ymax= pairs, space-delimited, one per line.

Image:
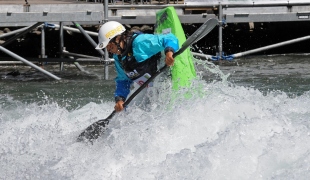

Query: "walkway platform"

xmin=1 ymin=0 xmax=310 ymax=27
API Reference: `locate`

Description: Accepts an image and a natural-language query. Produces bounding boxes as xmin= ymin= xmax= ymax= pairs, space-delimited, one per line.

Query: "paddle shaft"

xmin=78 ymin=18 xmax=218 ymax=141
xmin=103 ymin=41 xmax=199 ymax=122
xmin=99 ymin=49 xmax=181 ymax=123
xmin=120 ymin=18 xmax=218 ymax=110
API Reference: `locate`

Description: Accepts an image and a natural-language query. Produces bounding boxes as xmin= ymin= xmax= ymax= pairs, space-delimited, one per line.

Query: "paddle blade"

xmin=76 ymin=18 xmax=218 ymax=143
xmin=175 ymin=18 xmax=218 ymax=57
xmin=192 ymin=18 xmax=218 ymax=43
xmin=77 ymin=119 xmax=109 ymax=142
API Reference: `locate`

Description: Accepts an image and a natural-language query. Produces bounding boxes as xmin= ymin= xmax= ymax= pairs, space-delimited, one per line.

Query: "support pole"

xmin=63 ymin=49 xmax=87 ymax=72
xmin=72 ymin=21 xmax=109 ymax=74
xmin=59 ymin=22 xmax=64 ymax=71
xmin=104 ymin=0 xmax=110 ymax=80
xmin=41 ymin=25 xmax=46 ymax=59
xmin=40 ymin=25 xmax=46 ymax=69
xmin=0 ymin=26 xmax=29 ymax=39
xmin=218 ymin=2 xmax=223 ymax=60
xmin=0 ymin=46 xmax=61 ymax=80
xmin=192 ymin=52 xmax=213 ymax=60
xmin=52 ymin=24 xmax=98 ymax=37
xmin=72 ymin=22 xmax=105 ymax=56
xmin=232 ymin=35 xmax=310 ymax=58
xmin=1 ymin=22 xmax=43 ymax=47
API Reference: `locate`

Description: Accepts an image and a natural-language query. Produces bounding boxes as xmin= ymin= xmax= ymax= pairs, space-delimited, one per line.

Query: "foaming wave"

xmin=1 ymin=63 xmax=310 ymax=179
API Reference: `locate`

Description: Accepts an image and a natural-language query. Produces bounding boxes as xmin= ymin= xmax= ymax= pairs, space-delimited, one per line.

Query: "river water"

xmin=1 ymin=54 xmax=310 ymax=179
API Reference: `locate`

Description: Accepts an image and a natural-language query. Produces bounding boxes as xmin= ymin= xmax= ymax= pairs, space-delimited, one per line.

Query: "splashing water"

xmin=1 ymin=56 xmax=310 ymax=179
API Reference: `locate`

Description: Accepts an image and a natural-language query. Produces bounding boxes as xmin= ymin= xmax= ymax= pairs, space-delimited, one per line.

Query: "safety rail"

xmin=77 ymin=0 xmax=182 ymax=5
xmin=1 ymin=0 xmax=310 ymax=80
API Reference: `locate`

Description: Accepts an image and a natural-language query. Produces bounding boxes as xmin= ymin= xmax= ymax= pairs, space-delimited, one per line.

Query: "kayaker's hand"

xmin=165 ymin=51 xmax=174 ymax=66
xmin=114 ymin=100 xmax=124 ymax=112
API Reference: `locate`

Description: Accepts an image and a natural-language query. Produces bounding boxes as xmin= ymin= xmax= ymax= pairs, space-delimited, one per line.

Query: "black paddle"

xmin=77 ymin=18 xmax=218 ymax=142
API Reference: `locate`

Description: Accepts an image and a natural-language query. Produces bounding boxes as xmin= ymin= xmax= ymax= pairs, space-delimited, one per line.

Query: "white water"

xmin=1 ymin=60 xmax=310 ymax=179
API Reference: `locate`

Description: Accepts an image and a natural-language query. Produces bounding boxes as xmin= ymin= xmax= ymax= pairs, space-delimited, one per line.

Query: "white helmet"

xmin=95 ymin=21 xmax=126 ymax=49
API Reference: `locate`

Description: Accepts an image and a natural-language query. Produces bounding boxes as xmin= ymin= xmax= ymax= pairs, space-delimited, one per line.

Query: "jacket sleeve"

xmin=132 ymin=33 xmax=179 ymax=62
xmin=113 ymin=54 xmax=133 ymax=100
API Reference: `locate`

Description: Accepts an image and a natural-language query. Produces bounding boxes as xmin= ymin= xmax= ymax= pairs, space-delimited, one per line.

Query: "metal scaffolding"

xmin=1 ymin=0 xmax=310 ymax=79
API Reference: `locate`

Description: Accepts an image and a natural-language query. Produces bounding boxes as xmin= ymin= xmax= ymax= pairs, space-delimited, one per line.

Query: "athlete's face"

xmin=106 ymin=42 xmax=119 ymax=54
xmin=106 ymin=36 xmax=122 ymax=55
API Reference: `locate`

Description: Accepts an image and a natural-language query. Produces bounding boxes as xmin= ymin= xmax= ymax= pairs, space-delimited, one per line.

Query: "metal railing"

xmin=77 ymin=0 xmax=181 ymax=5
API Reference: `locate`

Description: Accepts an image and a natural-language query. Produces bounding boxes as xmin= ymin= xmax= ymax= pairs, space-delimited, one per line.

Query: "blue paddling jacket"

xmin=113 ymin=33 xmax=179 ymax=101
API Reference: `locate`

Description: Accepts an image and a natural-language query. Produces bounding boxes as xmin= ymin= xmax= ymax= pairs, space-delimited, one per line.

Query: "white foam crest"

xmin=1 ymin=65 xmax=310 ymax=179
xmin=47 ymin=81 xmax=310 ymax=179
xmin=0 ymin=99 xmax=115 ymax=179
xmin=153 ymin=82 xmax=310 ymax=179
